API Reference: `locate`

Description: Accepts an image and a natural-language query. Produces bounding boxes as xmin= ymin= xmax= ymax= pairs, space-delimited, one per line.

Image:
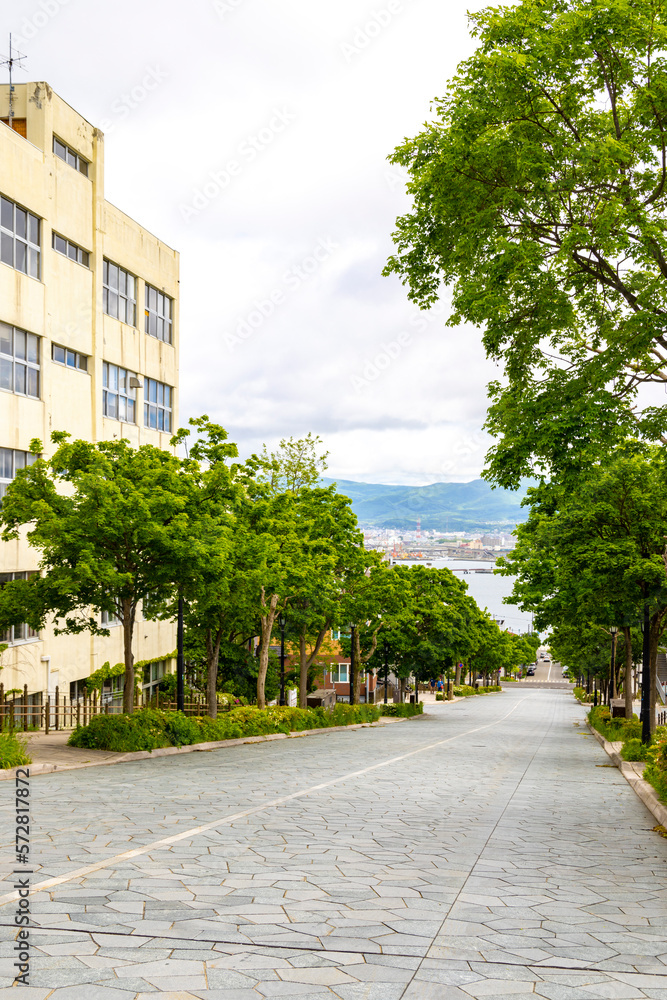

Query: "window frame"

xmin=0 ymin=323 xmax=41 ymax=399
xmin=51 ymin=343 xmax=88 ymax=373
xmin=0 ymin=195 xmax=41 ymax=279
xmin=331 ymin=664 xmax=350 ymax=684
xmin=0 ymin=448 xmax=39 ymax=504
xmin=144 ymin=284 xmax=173 ymax=344
xmin=52 ymin=135 xmax=89 ymax=176
xmin=51 ymin=231 xmax=89 ymax=267
xmin=102 ymin=361 xmax=137 ymax=423
xmin=103 ymin=259 xmax=137 ymax=326
xmin=143 ymin=377 xmax=173 ymax=432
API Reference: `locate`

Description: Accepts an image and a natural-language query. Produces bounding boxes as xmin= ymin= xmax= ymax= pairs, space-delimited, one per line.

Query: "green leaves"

xmin=385 ymin=0 xmax=667 ymax=484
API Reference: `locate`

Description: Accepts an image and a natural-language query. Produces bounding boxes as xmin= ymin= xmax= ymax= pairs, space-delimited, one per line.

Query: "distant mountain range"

xmin=322 ymin=478 xmax=529 ymax=532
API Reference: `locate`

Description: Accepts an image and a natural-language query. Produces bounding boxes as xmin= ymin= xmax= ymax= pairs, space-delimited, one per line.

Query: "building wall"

xmin=0 ymin=82 xmax=179 ymax=697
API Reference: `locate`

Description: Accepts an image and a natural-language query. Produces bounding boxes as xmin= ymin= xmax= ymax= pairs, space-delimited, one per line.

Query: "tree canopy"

xmin=384 ymin=0 xmax=667 ymax=485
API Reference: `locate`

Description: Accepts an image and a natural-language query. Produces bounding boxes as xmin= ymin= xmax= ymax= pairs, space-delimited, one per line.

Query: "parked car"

xmin=526 ymin=666 xmax=535 ymax=676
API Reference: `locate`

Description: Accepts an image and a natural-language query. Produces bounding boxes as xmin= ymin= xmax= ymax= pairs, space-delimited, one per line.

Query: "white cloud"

xmin=5 ymin=0 xmax=494 ymax=485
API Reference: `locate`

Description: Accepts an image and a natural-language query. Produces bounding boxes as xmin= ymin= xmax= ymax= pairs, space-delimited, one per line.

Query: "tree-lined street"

xmin=0 ymin=689 xmax=666 ymax=998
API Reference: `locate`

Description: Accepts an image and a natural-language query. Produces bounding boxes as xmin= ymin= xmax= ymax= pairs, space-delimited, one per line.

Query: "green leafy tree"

xmin=0 ymin=433 xmax=210 ymax=714
xmin=384 ymin=0 xmax=667 ymax=486
xmin=498 ymin=448 xmax=667 ymax=727
xmin=247 ymin=432 xmax=329 ymax=494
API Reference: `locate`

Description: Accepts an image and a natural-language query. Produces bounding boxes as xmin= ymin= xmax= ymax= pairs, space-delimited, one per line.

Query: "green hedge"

xmin=379 ymin=702 xmax=424 ymax=717
xmin=0 ymin=731 xmax=31 ymax=769
xmin=68 ymin=703 xmax=387 ymax=753
xmin=453 ymin=684 xmax=502 ymax=697
xmin=588 ymin=705 xmax=642 ymax=743
xmin=588 ymin=708 xmax=667 ymax=803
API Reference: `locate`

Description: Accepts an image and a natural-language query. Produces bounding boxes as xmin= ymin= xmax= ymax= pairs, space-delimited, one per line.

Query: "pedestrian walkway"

xmin=0 ymin=688 xmax=665 ymax=998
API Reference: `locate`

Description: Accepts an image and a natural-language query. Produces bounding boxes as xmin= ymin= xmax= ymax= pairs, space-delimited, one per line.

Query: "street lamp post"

xmin=383 ymin=642 xmax=389 ymax=705
xmin=177 ymin=595 xmax=184 ymax=713
xmin=641 ymin=602 xmax=651 ymax=744
xmin=609 ymin=626 xmax=618 ymax=709
xmin=349 ymin=624 xmax=356 ymax=706
xmin=279 ymin=613 xmax=286 ymax=707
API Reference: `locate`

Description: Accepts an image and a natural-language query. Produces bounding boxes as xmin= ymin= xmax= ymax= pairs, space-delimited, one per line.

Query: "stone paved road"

xmin=0 ymin=689 xmax=666 ymax=999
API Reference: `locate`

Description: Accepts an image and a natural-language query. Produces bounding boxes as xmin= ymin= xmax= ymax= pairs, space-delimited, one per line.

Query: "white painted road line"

xmin=0 ymin=698 xmax=530 ymax=907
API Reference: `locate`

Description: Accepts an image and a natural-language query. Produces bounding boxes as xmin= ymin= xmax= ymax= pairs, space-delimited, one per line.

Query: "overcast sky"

xmin=4 ymin=0 xmax=498 ymax=486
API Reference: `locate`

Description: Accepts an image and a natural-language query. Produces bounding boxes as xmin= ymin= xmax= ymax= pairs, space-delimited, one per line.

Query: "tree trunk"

xmin=121 ymin=599 xmax=136 ymax=715
xmin=206 ymin=628 xmax=223 ymax=718
xmin=355 ymin=629 xmax=379 ymax=703
xmin=455 ymin=663 xmax=461 ymax=685
xmin=257 ymin=589 xmax=279 ymax=708
xmin=623 ymin=626 xmax=633 ymax=719
xmin=299 ymin=626 xmax=327 ymax=708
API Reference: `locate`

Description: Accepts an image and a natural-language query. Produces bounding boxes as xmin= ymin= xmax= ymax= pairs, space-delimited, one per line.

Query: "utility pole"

xmin=177 ymin=595 xmax=184 ymax=712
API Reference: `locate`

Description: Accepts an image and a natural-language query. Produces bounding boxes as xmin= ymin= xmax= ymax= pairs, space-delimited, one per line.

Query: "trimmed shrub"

xmin=380 ymin=703 xmax=424 ymax=717
xmin=68 ymin=703 xmax=384 ymax=752
xmin=0 ymin=731 xmax=31 ymax=769
xmin=620 ymin=738 xmax=650 ymax=762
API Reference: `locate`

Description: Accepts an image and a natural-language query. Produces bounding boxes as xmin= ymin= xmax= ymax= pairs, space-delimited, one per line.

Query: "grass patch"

xmin=0 ymin=731 xmax=31 ymax=769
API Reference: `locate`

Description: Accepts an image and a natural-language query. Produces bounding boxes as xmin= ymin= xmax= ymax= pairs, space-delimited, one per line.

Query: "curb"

xmin=587 ymin=723 xmax=667 ymax=828
xmin=0 ymin=713 xmax=427 ymax=782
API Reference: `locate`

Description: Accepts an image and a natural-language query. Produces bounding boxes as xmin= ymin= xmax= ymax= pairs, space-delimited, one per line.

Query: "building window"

xmin=145 ymin=285 xmax=173 ymax=344
xmin=52 ymin=136 xmax=89 ymax=176
xmin=1 ymin=118 xmax=27 ymax=137
xmin=102 ymin=362 xmax=136 ymax=422
xmin=143 ymin=659 xmax=169 ymax=701
xmin=103 ymin=260 xmax=136 ymax=326
xmin=0 ymin=196 xmax=40 ymax=278
xmin=0 ymin=324 xmax=40 ymax=398
xmin=0 ymin=573 xmax=39 ymax=644
xmin=0 ymin=449 xmax=38 ymax=503
xmin=52 ymin=232 xmax=89 ymax=267
xmin=331 ymin=664 xmax=349 ymax=683
xmin=101 ymin=609 xmax=119 ymax=626
xmin=52 ymin=343 xmax=88 ymax=372
xmin=144 ymin=378 xmax=172 ymax=432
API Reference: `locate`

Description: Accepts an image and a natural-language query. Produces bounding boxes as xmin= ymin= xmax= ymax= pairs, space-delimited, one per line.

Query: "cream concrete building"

xmin=0 ymin=82 xmax=178 ymax=708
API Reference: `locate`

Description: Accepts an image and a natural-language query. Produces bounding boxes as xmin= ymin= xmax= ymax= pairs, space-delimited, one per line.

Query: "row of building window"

xmin=1 ymin=194 xmax=174 ymax=345
xmin=103 ymin=261 xmax=173 ymax=343
xmin=0 ymin=324 xmax=40 ymax=398
xmin=52 ymin=232 xmax=89 ymax=267
xmin=1 ymin=323 xmax=172 ymax=429
xmin=53 ymin=136 xmax=89 ymax=176
xmin=0 ymin=450 xmax=38 ymax=503
xmin=0 ymin=197 xmax=40 ymax=278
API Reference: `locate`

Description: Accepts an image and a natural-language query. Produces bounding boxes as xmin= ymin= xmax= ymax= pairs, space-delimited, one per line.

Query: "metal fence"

xmin=0 ymin=683 xmax=219 ymax=734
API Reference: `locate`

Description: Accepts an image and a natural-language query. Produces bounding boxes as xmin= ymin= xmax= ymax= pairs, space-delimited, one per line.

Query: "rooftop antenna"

xmin=1 ymin=34 xmax=27 ymax=132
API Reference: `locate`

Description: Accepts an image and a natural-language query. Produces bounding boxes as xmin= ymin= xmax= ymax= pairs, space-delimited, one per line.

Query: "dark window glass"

xmin=0 ymin=195 xmax=40 ymax=278
xmin=0 ymin=325 xmax=39 ymax=398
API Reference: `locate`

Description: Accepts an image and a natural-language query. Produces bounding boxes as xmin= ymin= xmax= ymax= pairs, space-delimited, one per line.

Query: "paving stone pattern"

xmin=0 ymin=690 xmax=665 ymax=999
